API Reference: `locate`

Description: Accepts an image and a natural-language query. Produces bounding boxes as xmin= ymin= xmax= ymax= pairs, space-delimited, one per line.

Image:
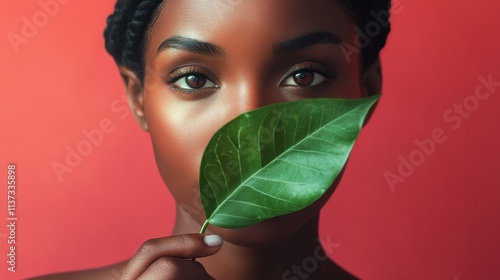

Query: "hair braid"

xmin=104 ymin=0 xmax=164 ymax=81
xmin=104 ymin=0 xmax=391 ymax=80
xmin=337 ymin=0 xmax=392 ymax=67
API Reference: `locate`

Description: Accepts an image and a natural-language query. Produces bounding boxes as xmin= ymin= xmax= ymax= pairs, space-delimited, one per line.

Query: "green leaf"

xmin=199 ymin=95 xmax=380 ymax=232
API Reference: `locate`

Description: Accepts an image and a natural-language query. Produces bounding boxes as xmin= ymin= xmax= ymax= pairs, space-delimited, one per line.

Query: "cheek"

xmin=322 ymin=70 xmax=362 ymax=99
xmin=335 ymin=51 xmax=364 ymax=99
xmin=143 ymin=91 xmax=234 ymax=206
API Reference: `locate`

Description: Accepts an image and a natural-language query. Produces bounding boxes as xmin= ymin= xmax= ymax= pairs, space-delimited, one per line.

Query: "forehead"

xmin=147 ymin=0 xmax=355 ymax=56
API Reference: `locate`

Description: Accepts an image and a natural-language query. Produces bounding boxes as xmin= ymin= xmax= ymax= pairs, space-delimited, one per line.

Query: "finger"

xmin=137 ymin=257 xmax=212 ymax=280
xmin=120 ymin=234 xmax=223 ymax=280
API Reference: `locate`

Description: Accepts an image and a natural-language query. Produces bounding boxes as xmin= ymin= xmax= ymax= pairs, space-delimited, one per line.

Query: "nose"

xmin=229 ymin=79 xmax=282 ymax=117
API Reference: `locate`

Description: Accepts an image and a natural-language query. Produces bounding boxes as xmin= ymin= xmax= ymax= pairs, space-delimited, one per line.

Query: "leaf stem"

xmin=200 ymin=220 xmax=209 ymax=234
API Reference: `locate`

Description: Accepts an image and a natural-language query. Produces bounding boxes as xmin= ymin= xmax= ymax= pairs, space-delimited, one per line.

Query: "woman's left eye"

xmin=281 ymin=70 xmax=327 ymax=87
xmin=173 ymin=74 xmax=218 ymax=90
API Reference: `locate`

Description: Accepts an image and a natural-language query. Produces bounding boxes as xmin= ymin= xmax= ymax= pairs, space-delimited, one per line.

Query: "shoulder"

xmin=28 ymin=261 xmax=128 ymax=280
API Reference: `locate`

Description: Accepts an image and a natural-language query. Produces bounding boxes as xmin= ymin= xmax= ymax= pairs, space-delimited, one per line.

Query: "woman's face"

xmin=131 ymin=0 xmax=372 ymax=244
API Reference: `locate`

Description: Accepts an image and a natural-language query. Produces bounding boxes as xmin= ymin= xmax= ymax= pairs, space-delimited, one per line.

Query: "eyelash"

xmin=165 ymin=66 xmax=213 ymax=94
xmin=165 ymin=64 xmax=335 ymax=95
xmin=286 ymin=64 xmax=333 ymax=82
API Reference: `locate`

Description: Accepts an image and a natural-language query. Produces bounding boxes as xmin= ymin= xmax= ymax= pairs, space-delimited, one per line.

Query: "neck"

xmin=172 ymin=210 xmax=357 ymax=280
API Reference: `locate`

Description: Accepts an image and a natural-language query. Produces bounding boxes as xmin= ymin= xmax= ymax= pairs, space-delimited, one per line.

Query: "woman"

xmin=33 ymin=0 xmax=391 ymax=279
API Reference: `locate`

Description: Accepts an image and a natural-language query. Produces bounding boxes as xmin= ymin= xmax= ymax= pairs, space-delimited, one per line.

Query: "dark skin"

xmin=31 ymin=0 xmax=382 ymax=279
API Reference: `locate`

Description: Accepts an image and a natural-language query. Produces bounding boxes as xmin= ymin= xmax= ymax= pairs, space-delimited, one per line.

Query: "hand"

xmin=120 ymin=234 xmax=223 ymax=280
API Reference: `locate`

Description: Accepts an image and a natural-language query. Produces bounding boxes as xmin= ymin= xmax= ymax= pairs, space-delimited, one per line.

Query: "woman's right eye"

xmin=171 ymin=73 xmax=218 ymax=91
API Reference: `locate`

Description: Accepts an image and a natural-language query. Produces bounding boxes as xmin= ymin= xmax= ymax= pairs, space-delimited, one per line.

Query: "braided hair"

xmin=104 ymin=0 xmax=391 ymax=83
xmin=337 ymin=0 xmax=392 ymax=67
xmin=104 ymin=0 xmax=165 ymax=81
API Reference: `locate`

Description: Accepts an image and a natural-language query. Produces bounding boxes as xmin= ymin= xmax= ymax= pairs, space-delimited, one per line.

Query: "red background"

xmin=1 ymin=1 xmax=499 ymax=279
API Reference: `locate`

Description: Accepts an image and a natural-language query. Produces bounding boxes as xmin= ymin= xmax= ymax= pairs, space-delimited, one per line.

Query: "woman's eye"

xmin=282 ymin=70 xmax=327 ymax=87
xmin=173 ymin=74 xmax=218 ymax=90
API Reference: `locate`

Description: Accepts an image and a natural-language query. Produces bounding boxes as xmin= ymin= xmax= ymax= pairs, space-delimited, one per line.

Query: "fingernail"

xmin=204 ymin=235 xmax=223 ymax=247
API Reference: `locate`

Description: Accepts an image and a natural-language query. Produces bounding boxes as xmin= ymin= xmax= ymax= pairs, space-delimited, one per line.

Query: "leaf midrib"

xmin=206 ymin=103 xmax=367 ymax=222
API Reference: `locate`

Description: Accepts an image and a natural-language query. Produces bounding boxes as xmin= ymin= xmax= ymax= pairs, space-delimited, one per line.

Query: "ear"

xmin=360 ymin=57 xmax=383 ymax=98
xmin=119 ymin=66 xmax=149 ymax=132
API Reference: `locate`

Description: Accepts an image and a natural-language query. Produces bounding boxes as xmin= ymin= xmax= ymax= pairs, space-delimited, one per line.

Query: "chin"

xmin=208 ymin=210 xmax=319 ymax=247
xmin=204 ymin=176 xmax=339 ymax=247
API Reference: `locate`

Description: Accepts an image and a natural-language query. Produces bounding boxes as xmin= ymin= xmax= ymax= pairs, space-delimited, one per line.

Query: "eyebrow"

xmin=272 ymin=32 xmax=342 ymax=55
xmin=156 ymin=36 xmax=226 ymax=57
xmin=156 ymin=31 xmax=342 ymax=57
